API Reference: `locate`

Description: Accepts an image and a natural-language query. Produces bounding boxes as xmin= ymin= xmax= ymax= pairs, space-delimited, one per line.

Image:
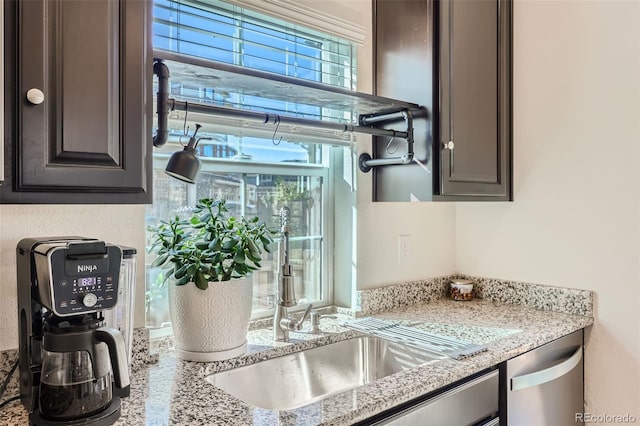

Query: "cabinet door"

xmin=2 ymin=0 xmax=151 ymax=203
xmin=435 ymin=0 xmax=512 ymax=200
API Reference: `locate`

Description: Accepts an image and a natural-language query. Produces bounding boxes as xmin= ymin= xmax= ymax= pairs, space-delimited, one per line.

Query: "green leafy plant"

xmin=148 ymin=199 xmax=273 ymax=290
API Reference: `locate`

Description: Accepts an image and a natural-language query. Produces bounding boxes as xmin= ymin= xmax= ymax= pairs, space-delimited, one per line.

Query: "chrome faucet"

xmin=274 ymin=207 xmax=312 ymax=342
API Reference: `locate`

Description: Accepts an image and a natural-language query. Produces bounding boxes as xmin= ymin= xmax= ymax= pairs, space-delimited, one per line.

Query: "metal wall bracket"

xmin=358 ymin=109 xmax=415 ymax=173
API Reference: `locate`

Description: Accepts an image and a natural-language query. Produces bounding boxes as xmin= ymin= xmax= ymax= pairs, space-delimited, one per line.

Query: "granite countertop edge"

xmin=1 ymin=299 xmax=594 ymax=426
xmin=135 ymin=299 xmax=593 ymax=426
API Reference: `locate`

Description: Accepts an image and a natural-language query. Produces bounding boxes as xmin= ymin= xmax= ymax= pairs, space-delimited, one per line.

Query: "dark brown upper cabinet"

xmin=1 ymin=0 xmax=152 ymax=203
xmin=433 ymin=0 xmax=512 ymax=200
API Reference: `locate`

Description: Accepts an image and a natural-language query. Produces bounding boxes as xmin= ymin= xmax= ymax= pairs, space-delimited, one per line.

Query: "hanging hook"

xmin=385 ymin=135 xmax=398 ymax=154
xmin=272 ymin=115 xmax=283 ymax=146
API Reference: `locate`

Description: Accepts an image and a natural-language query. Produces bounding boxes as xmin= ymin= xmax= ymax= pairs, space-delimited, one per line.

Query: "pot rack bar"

xmin=168 ymin=99 xmax=410 ymax=140
xmin=152 ymin=50 xmax=426 ymax=171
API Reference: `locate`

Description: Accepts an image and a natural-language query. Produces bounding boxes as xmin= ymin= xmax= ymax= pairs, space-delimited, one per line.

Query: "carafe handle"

xmin=95 ymin=327 xmax=130 ymax=397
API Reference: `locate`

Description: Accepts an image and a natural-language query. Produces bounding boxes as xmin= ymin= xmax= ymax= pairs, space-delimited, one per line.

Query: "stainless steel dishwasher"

xmin=502 ymin=329 xmax=584 ymax=425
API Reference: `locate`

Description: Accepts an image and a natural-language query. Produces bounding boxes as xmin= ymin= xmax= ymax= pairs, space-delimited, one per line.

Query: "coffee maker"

xmin=17 ymin=237 xmax=131 ymax=426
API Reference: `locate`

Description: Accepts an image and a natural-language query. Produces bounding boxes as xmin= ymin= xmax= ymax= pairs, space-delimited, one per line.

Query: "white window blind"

xmin=154 ymin=0 xmax=357 ymax=91
xmin=227 ymin=0 xmax=367 ymax=45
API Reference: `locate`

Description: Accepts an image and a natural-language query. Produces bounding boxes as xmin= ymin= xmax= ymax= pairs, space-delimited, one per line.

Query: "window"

xmin=146 ymin=0 xmax=356 ymax=328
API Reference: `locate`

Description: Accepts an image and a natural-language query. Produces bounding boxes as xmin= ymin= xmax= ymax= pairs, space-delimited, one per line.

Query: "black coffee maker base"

xmin=29 ymin=396 xmax=121 ymax=426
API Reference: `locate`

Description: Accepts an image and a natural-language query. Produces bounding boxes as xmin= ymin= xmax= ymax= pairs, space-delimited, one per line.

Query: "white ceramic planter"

xmin=168 ymin=277 xmax=253 ymax=362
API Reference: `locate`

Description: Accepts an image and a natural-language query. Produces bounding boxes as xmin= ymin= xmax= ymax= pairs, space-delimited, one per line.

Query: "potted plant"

xmin=149 ymin=198 xmax=273 ymax=361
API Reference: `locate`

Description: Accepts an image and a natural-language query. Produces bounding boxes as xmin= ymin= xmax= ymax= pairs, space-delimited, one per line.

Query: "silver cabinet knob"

xmin=26 ymin=88 xmax=45 ymax=105
xmin=443 ymin=140 xmax=455 ymax=150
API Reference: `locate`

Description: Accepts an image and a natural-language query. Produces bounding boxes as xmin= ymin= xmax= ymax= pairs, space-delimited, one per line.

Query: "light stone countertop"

xmin=0 ymin=298 xmax=593 ymax=426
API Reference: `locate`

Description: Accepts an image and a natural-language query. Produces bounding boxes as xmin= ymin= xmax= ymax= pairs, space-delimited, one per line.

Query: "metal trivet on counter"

xmin=342 ymin=317 xmax=488 ymax=360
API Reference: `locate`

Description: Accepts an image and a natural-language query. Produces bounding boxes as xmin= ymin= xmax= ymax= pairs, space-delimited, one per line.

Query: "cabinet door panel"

xmin=58 ymin=0 xmax=120 ymax=161
xmin=437 ymin=0 xmax=511 ymax=199
xmin=15 ymin=0 xmax=150 ymax=197
xmin=450 ymin=0 xmax=497 ymax=182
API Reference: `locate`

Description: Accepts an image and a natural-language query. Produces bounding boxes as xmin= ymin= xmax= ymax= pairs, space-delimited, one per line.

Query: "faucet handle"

xmin=280 ymin=304 xmax=313 ymax=331
xmin=293 ymin=304 xmax=313 ymax=330
xmin=279 ymin=304 xmax=314 ymax=332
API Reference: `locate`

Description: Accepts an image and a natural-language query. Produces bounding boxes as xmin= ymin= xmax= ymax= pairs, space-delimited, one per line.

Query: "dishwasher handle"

xmin=511 ymin=346 xmax=582 ymax=391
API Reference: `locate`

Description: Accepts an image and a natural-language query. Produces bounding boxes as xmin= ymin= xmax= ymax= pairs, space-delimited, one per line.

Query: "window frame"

xmin=147 ymin=0 xmax=356 ymax=332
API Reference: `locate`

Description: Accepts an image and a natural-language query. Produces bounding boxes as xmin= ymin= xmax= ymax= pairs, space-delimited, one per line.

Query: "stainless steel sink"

xmin=205 ymin=335 xmax=446 ymax=410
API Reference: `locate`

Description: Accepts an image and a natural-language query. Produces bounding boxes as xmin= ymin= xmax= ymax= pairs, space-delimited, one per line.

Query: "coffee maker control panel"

xmin=34 ymin=241 xmax=122 ymax=317
xmin=52 ymin=272 xmax=118 ymax=315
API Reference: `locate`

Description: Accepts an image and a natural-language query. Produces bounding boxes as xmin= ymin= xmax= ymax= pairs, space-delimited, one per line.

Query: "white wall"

xmin=456 ymin=0 xmax=640 ymax=417
xmin=0 ymin=205 xmax=147 ymax=351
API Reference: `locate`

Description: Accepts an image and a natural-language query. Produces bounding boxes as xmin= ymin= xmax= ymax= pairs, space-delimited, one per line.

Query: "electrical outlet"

xmin=398 ymin=235 xmax=411 ymax=262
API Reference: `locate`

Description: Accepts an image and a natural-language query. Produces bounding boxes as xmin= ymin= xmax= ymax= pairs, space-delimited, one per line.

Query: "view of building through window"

xmin=146 ymin=0 xmax=356 ymax=328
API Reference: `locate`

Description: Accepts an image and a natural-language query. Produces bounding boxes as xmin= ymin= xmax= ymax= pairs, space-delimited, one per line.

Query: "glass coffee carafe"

xmin=39 ymin=350 xmax=112 ymax=419
xmin=38 ymin=316 xmax=129 ymax=421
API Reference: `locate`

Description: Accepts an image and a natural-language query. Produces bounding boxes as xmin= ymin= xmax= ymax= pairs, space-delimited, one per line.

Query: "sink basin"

xmin=205 ymin=335 xmax=446 ymax=410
